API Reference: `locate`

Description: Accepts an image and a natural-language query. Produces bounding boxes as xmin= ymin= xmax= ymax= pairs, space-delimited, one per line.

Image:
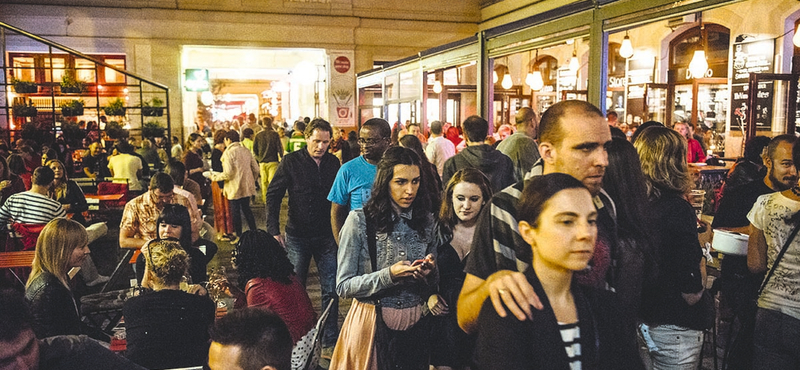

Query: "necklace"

xmin=791 ymin=186 xmax=800 ymax=198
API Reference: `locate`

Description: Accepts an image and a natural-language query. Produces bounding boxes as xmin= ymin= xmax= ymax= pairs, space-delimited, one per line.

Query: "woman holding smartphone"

xmin=330 ymin=146 xmax=439 ymax=370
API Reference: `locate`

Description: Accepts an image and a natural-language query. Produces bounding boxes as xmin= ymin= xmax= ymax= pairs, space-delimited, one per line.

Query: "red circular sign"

xmin=334 ymin=56 xmax=351 ymax=74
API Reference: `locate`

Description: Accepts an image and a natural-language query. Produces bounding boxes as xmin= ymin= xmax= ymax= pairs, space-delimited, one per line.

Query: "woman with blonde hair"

xmin=46 ymin=158 xmax=109 ymax=287
xmin=634 ymin=126 xmax=709 ymax=369
xmin=124 ymin=239 xmax=215 ymax=370
xmin=24 ymin=218 xmax=108 ymax=341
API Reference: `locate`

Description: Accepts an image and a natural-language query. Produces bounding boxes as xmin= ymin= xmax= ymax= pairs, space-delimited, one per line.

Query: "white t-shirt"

xmin=748 ymin=192 xmax=800 ymax=320
xmin=107 ymin=153 xmax=143 ymax=191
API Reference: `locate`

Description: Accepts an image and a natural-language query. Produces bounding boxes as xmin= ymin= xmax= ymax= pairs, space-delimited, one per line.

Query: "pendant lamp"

xmin=619 ymin=31 xmax=634 ymax=59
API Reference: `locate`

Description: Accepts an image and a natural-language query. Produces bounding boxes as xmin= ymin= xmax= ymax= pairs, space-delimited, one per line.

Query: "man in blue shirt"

xmin=328 ymin=118 xmax=391 ymax=242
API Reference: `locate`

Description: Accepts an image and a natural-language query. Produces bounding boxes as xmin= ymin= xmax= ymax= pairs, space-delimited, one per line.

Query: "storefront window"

xmin=12 ymin=57 xmax=35 ymax=82
xmin=104 ymin=58 xmax=126 ymax=84
xmin=75 ymin=58 xmax=96 ymax=83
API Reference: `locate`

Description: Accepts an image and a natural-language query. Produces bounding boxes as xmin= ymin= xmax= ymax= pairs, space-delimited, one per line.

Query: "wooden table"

xmin=85 ymin=194 xmax=125 ymax=201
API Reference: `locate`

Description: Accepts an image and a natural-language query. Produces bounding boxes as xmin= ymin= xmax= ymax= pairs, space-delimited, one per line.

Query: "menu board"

xmin=729 ymin=38 xmax=775 ymax=131
xmin=624 ymin=57 xmax=655 ymax=123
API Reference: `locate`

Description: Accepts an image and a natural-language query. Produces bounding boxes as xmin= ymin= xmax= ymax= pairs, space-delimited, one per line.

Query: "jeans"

xmin=285 ymin=233 xmax=339 ymax=348
xmin=752 ymin=308 xmax=800 ymax=369
xmin=638 ymin=323 xmax=703 ymax=369
xmin=229 ymin=197 xmax=256 ymax=235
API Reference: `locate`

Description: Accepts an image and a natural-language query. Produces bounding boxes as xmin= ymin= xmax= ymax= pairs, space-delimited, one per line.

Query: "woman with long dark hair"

xmin=399 ymin=134 xmax=442 ymax=210
xmin=47 ymin=159 xmax=88 ymax=224
xmin=330 ymin=146 xmax=438 ymax=370
xmin=210 ymin=129 xmax=235 ymax=242
xmin=635 ymin=126 xmax=708 ymax=368
xmin=430 ymin=168 xmax=493 ymax=370
xmin=183 ymin=132 xmax=210 ymax=200
xmin=601 ymin=137 xmax=657 ymax=321
xmin=0 ymin=154 xmax=26 ymax=206
xmin=234 ymin=229 xmax=316 ymax=344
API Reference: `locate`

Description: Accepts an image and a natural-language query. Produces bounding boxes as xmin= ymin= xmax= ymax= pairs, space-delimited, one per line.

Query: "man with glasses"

xmin=328 ymin=118 xmax=391 ymax=242
xmin=120 ymin=172 xmax=197 ymax=250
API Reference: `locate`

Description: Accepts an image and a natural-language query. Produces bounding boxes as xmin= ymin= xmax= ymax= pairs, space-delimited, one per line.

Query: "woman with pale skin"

xmin=474 ymin=173 xmax=642 ymax=369
xmin=25 ymin=219 xmax=110 ymax=341
xmin=430 ymin=168 xmax=493 ymax=370
xmin=330 ymin=146 xmax=438 ymax=370
xmin=183 ymin=133 xmax=210 ymax=199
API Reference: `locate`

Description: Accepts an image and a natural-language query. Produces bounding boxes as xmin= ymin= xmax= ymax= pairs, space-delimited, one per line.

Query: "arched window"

xmin=670 ymin=23 xmax=730 ymax=82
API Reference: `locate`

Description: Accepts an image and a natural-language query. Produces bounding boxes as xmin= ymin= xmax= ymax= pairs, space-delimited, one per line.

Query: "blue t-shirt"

xmin=327 ymin=155 xmax=377 ymax=211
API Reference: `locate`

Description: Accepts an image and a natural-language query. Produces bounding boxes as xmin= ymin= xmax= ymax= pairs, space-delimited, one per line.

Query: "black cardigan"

xmin=473 ymin=268 xmax=643 ymax=370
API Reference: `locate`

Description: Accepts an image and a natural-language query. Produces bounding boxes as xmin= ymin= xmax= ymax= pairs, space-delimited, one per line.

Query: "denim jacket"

xmin=336 ymin=209 xmax=439 ymax=309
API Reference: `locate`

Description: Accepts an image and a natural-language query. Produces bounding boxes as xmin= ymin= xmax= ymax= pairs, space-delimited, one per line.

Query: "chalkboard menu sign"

xmin=730 ymin=38 xmax=775 ymax=130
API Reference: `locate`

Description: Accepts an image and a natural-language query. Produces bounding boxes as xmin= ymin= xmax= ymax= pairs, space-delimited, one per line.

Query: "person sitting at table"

xmin=8 ymin=153 xmax=31 ymax=190
xmin=136 ymin=204 xmax=213 ymax=285
xmin=46 ymin=159 xmax=88 ymax=224
xmin=1 ymin=288 xmax=147 ymax=370
xmin=46 ymin=159 xmax=109 ymax=286
xmin=24 ymin=218 xmax=110 ymax=341
xmin=0 ymin=166 xmax=66 ymax=253
xmin=0 ymin=154 xmax=26 ymax=207
xmin=234 ymin=229 xmax=316 ymax=345
xmin=123 ymin=239 xmax=216 ymax=370
xmin=119 ymin=172 xmax=197 ymax=250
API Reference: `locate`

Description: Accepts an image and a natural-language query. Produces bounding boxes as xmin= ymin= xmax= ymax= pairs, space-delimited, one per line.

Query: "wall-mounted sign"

xmin=732 ymin=39 xmax=775 ymax=84
xmin=729 ymin=38 xmax=775 ymax=130
xmin=184 ymin=69 xmax=210 ymax=91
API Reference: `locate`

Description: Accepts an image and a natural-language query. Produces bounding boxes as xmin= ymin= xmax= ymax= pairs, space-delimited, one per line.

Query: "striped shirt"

xmin=0 ymin=191 xmax=66 ymax=226
xmin=559 ymin=322 xmax=582 ymax=370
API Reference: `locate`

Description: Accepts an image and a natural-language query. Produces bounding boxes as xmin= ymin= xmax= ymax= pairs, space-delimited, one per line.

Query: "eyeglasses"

xmin=358 ymin=138 xmax=386 ymax=145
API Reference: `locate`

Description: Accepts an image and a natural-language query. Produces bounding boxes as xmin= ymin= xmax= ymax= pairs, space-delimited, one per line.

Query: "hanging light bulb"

xmin=569 ymin=53 xmax=580 ymax=73
xmin=619 ymin=31 xmax=634 ymax=59
xmin=793 ymin=26 xmax=800 ymax=47
xmin=530 ymin=70 xmax=544 ymax=91
xmin=689 ymin=16 xmax=708 ymax=79
xmin=526 ymin=49 xmax=538 ymax=89
xmin=433 ymin=80 xmax=443 ymax=94
xmin=689 ymin=49 xmax=708 ymax=78
xmin=501 ymin=72 xmax=513 ymax=89
xmin=493 ymin=70 xmax=498 ymax=84
xmin=569 ymin=40 xmax=580 ymax=73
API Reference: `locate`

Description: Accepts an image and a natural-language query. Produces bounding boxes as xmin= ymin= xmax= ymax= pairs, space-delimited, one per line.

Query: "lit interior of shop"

xmin=181 ymin=46 xmax=328 ymax=131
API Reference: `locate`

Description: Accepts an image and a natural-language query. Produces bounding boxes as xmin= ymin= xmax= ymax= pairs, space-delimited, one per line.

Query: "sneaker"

xmin=321 ymin=346 xmax=334 ymax=360
xmin=86 ymin=275 xmax=111 ymax=287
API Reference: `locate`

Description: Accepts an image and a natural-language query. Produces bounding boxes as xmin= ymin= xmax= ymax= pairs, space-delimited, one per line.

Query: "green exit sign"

xmin=184 ymin=69 xmax=209 ymax=91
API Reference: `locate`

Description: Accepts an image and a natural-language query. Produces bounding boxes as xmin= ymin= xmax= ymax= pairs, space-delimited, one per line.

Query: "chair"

xmin=99 ymin=249 xmax=134 ymax=293
xmin=97 ymin=181 xmax=130 ymax=209
xmin=291 ymin=299 xmax=335 ymax=370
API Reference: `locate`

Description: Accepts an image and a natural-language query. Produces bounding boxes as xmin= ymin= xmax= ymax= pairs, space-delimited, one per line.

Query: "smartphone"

xmin=411 ymin=259 xmax=425 ymax=267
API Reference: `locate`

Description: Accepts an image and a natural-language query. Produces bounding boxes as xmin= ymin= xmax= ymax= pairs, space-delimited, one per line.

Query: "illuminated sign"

xmin=184 ymin=69 xmax=209 ymax=91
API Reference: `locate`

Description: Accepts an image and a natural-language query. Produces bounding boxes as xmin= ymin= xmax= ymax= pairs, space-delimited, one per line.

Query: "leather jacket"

xmin=25 ymin=272 xmax=83 ymax=339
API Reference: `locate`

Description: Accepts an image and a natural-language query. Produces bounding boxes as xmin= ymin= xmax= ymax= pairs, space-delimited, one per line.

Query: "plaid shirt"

xmin=120 ymin=190 xmax=197 ymax=243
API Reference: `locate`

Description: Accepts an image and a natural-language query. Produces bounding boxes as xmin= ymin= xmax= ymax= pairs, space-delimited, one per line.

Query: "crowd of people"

xmin=1 ymin=98 xmax=800 ymax=370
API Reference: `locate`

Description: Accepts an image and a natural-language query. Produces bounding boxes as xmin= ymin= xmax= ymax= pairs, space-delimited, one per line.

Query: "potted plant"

xmin=10 ymin=77 xmax=38 ymax=94
xmin=104 ymin=97 xmax=126 ymax=116
xmin=105 ymin=120 xmax=129 ymax=140
xmin=12 ymin=98 xmax=37 ymax=117
xmin=142 ymin=120 xmax=165 ymax=138
xmin=141 ymin=96 xmax=165 ymax=116
xmin=60 ymin=72 xmax=87 ymax=94
xmin=60 ymin=99 xmax=85 ymax=116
